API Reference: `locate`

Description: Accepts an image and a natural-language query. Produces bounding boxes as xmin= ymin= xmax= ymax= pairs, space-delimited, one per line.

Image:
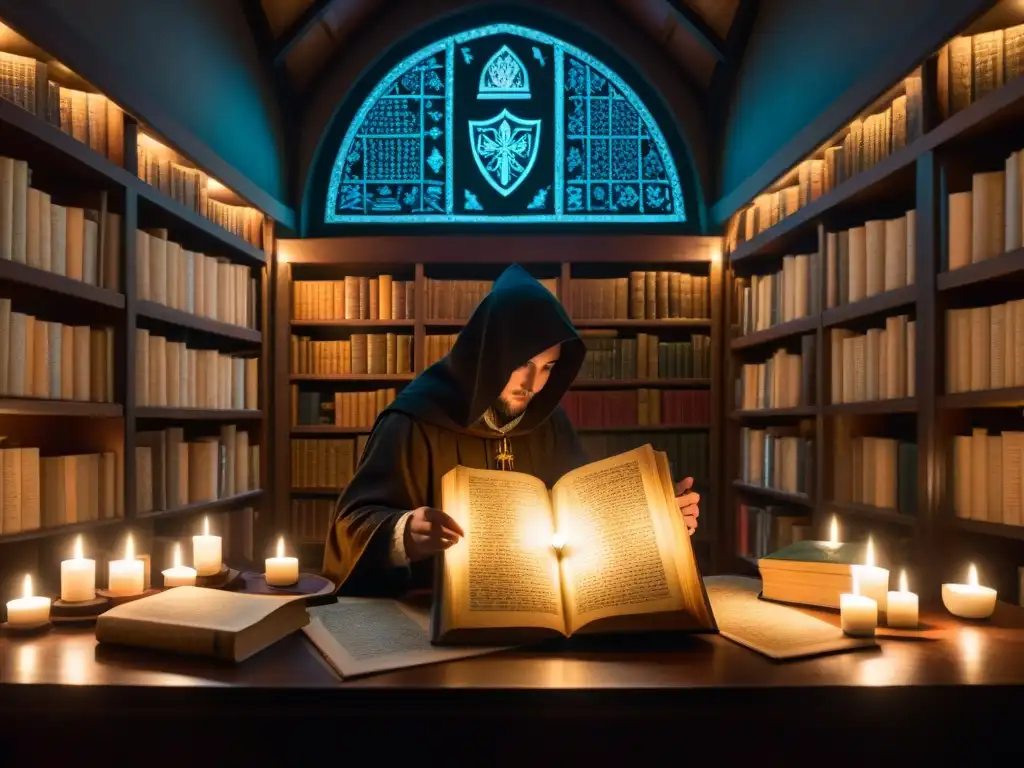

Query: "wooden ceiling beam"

xmin=664 ymin=0 xmax=727 ymax=62
xmin=272 ymin=0 xmax=336 ymax=67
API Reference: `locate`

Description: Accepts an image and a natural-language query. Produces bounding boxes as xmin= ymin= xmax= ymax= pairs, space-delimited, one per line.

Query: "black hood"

xmin=388 ymin=264 xmax=584 ymax=436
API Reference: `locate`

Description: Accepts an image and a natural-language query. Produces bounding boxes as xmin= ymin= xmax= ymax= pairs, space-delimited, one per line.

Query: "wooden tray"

xmin=51 ymin=596 xmax=110 ymax=624
xmin=195 ymin=565 xmax=243 ymax=590
xmin=235 ymin=571 xmax=335 ymax=603
xmin=96 ymin=587 xmax=162 ymax=607
xmin=1 ymin=620 xmax=52 ymax=635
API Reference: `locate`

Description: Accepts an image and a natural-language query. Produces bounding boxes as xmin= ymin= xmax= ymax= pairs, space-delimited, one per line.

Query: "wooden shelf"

xmin=135 ymin=407 xmax=263 ymax=421
xmin=0 ymin=257 xmax=125 ymax=309
xmin=291 ymin=426 xmax=370 ymax=435
xmin=947 ymin=517 xmax=1024 ymax=542
xmin=824 ymin=398 xmax=917 ymax=415
xmin=937 ymin=247 xmax=1024 ymax=292
xmin=137 ymin=489 xmax=265 ymax=521
xmin=732 ymin=481 xmax=813 ymax=507
xmin=289 ymin=374 xmax=415 ymax=382
xmin=0 ymin=399 xmax=123 ymax=418
xmin=824 ymin=500 xmax=917 ymax=527
xmin=939 ymin=388 xmax=1024 ymax=409
xmin=136 ymin=300 xmax=262 ymax=343
xmin=571 ymin=318 xmax=712 ymax=329
xmin=575 ymin=424 xmax=709 ymax=433
xmin=730 ymin=315 xmax=818 ymax=350
xmin=133 ymin=178 xmax=267 ymax=266
xmin=291 ymin=318 xmax=415 ymax=328
xmin=572 ymin=378 xmax=711 ymax=388
xmin=822 ymin=285 xmax=916 ymax=327
xmin=732 ymin=406 xmax=817 ymax=419
xmin=0 ymin=516 xmax=123 ymax=545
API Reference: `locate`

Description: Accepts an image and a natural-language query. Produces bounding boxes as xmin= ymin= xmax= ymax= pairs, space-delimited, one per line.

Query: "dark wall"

xmin=0 ymin=0 xmax=293 ymax=225
xmin=714 ymin=0 xmax=994 ymax=224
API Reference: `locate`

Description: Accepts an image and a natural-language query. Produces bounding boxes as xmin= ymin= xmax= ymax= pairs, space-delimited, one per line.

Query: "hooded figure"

xmin=323 ymin=264 xmax=699 ymax=595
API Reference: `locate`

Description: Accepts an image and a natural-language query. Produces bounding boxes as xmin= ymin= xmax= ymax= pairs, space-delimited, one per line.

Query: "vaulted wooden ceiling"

xmin=246 ymin=0 xmax=757 ymax=99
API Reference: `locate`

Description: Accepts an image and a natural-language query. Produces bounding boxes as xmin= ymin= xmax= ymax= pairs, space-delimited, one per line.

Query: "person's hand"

xmin=403 ymin=506 xmax=465 ymax=562
xmin=675 ymin=478 xmax=700 ymax=536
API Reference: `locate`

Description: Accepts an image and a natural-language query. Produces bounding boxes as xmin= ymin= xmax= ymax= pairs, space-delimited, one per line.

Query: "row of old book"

xmin=946 ymin=302 xmax=1024 ymax=393
xmin=833 ymin=434 xmax=918 ymax=514
xmin=135 ymin=329 xmax=259 ymax=409
xmin=290 ymin=333 xmax=414 ymax=376
xmin=136 ymin=133 xmax=265 ymax=248
xmin=578 ymin=431 xmax=710 ymax=489
xmin=292 ymin=276 xmax=416 ymax=321
xmin=423 ymin=277 xmax=559 ymax=321
xmin=135 ymin=426 xmax=259 ymax=515
xmin=734 ymin=253 xmax=821 ymax=335
xmin=571 ymin=271 xmax=710 ymax=320
xmin=1 ymin=447 xmax=123 ymax=536
xmin=291 ymin=438 xmax=361 ymax=490
xmin=953 ymin=428 xmax=1024 ymax=527
xmin=948 ymin=155 xmax=1024 ymax=270
xmin=292 ymin=386 xmax=398 ymax=429
xmin=136 ymin=228 xmax=258 ymax=329
xmin=736 ymin=337 xmax=817 ymax=411
xmin=561 ymin=388 xmax=710 ymax=430
xmin=0 ymin=155 xmax=121 ymax=290
xmin=937 ymin=24 xmax=1024 ymax=119
xmin=739 ymin=427 xmax=814 ymax=496
xmin=831 ymin=315 xmax=916 ymax=403
xmin=738 ymin=503 xmax=810 ymax=560
xmin=579 ymin=331 xmax=712 ymax=380
xmin=825 ymin=211 xmax=917 ymax=308
xmin=0 ymin=300 xmax=114 ymax=401
xmin=727 ymin=69 xmax=923 ymax=251
xmin=291 ymin=497 xmax=334 ymax=543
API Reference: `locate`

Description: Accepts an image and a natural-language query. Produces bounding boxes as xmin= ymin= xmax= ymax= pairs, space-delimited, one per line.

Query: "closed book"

xmin=758 ymin=540 xmax=869 ymax=609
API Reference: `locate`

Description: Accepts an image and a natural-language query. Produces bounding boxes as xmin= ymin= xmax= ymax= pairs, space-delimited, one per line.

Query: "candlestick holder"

xmin=50 ymin=596 xmax=111 ymax=625
xmin=194 ymin=565 xmax=242 ymax=590
xmin=1 ymin=620 xmax=53 ymax=636
xmin=96 ymin=587 xmax=162 ymax=607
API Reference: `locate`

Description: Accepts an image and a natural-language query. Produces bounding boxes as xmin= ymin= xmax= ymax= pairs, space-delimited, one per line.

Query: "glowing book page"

xmin=552 ymin=444 xmax=687 ymax=634
xmin=305 ymin=598 xmax=508 ymax=679
xmin=440 ymin=466 xmax=566 ymax=635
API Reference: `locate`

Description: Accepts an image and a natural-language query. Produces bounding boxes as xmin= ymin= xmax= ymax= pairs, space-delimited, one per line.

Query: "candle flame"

xmin=125 ymin=534 xmax=134 ymax=561
xmin=277 ymin=537 xmax=284 ymax=559
xmin=551 ymin=532 xmax=565 ymax=551
xmin=173 ymin=543 xmax=182 ymax=569
xmin=899 ymin=569 xmax=908 ymax=593
xmin=22 ymin=573 xmax=32 ymax=599
xmin=203 ymin=516 xmax=210 ymax=536
xmin=829 ymin=516 xmax=839 ymax=545
xmin=73 ymin=535 xmax=83 ymax=560
xmin=865 ymin=537 xmax=875 ymax=567
xmin=852 ymin=569 xmax=860 ymax=596
xmin=968 ymin=563 xmax=978 ymax=587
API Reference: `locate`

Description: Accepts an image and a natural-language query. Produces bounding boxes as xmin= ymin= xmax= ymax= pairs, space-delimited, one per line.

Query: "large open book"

xmin=432 ymin=443 xmax=716 ymax=644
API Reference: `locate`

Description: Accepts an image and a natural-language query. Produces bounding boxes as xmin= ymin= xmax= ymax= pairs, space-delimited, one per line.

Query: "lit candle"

xmin=192 ymin=516 xmax=222 ymax=577
xmin=265 ymin=537 xmax=299 ymax=587
xmin=840 ymin=571 xmax=877 ymax=636
xmin=162 ymin=543 xmax=197 ymax=588
xmin=850 ymin=537 xmax=889 ymax=614
xmin=550 ymin=532 xmax=566 ymax=553
xmin=5 ymin=575 xmax=51 ymax=627
xmin=942 ymin=564 xmax=998 ymax=619
xmin=887 ymin=569 xmax=919 ymax=628
xmin=107 ymin=534 xmax=145 ymax=596
xmin=60 ymin=535 xmax=96 ymax=603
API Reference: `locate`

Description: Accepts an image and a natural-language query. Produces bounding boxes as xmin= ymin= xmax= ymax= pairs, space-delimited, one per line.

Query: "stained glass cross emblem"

xmin=468 ymin=108 xmax=541 ymax=197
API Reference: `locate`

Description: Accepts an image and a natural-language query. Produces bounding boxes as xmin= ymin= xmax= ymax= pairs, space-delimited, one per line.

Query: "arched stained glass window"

xmin=325 ymin=24 xmax=686 ymax=224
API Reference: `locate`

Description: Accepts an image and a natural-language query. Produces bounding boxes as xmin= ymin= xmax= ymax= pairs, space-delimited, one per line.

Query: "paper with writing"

xmin=304 ymin=598 xmax=508 ymax=679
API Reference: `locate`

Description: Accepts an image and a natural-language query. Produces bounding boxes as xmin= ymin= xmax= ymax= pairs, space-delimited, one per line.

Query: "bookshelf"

xmin=0 ymin=22 xmax=274 ymax=606
xmin=272 ymin=236 xmax=726 ymax=574
xmin=724 ymin=0 xmax=1024 ymax=604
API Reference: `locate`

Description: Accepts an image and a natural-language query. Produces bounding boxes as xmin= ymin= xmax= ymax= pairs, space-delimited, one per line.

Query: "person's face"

xmin=497 ymin=343 xmax=561 ymax=416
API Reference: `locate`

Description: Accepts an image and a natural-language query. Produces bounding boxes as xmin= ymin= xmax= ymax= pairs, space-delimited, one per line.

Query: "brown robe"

xmin=323 ymin=265 xmax=588 ymax=596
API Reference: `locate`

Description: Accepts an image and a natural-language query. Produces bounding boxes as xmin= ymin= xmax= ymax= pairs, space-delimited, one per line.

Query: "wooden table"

xmin=3 ymin=603 xmax=1024 ymax=761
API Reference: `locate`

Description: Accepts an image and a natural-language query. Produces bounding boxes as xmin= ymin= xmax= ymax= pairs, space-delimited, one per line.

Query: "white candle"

xmin=192 ymin=516 xmax=222 ymax=577
xmin=162 ymin=543 xmax=197 ymax=588
xmin=107 ymin=534 xmax=145 ymax=597
xmin=942 ymin=563 xmax=998 ymax=619
xmin=6 ymin=575 xmax=51 ymax=627
xmin=850 ymin=537 xmax=889 ymax=614
xmin=840 ymin=571 xmax=877 ymax=636
xmin=265 ymin=537 xmax=299 ymax=587
xmin=887 ymin=569 xmax=919 ymax=628
xmin=60 ymin=535 xmax=96 ymax=603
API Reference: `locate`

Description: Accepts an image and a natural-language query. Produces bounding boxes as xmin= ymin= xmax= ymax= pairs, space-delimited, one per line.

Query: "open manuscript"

xmin=432 ymin=443 xmax=717 ymax=644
